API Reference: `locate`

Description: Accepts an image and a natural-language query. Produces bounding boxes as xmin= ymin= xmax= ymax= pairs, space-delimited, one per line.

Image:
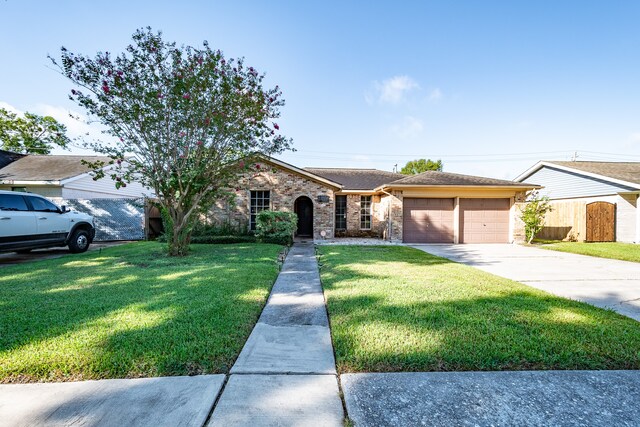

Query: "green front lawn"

xmin=540 ymin=242 xmax=640 ymax=263
xmin=0 ymin=242 xmax=282 ymax=383
xmin=318 ymin=246 xmax=640 ymax=373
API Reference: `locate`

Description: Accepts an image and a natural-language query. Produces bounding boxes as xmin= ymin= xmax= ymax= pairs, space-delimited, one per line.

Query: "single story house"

xmin=515 ymin=161 xmax=640 ymax=243
xmin=210 ymin=157 xmax=539 ymax=243
xmin=0 ymin=150 xmax=148 ymax=199
xmin=0 ymin=150 xmax=150 ymax=241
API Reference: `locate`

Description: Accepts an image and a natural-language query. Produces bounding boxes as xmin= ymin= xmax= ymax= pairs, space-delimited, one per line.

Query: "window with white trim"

xmin=360 ymin=195 xmax=372 ymax=230
xmin=250 ymin=190 xmax=270 ymax=231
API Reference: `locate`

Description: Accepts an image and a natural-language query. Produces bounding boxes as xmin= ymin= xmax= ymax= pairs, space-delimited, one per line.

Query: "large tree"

xmin=400 ymin=158 xmax=443 ymax=174
xmin=50 ymin=28 xmax=292 ymax=256
xmin=0 ymin=108 xmax=70 ymax=154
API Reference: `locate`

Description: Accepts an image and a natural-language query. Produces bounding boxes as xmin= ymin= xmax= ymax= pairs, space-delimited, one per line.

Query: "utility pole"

xmin=393 ymin=164 xmax=398 ymax=173
xmin=571 ymin=151 xmax=578 ymax=162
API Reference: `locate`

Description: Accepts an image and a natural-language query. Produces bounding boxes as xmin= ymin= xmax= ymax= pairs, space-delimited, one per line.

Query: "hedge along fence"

xmin=255 ymin=211 xmax=297 ymax=245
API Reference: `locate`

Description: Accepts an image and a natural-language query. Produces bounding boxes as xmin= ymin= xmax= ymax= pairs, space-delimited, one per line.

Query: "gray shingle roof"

xmin=387 ymin=170 xmax=537 ymax=187
xmin=0 ymin=155 xmax=110 ymax=181
xmin=304 ymin=168 xmax=404 ymax=190
xmin=545 ymin=161 xmax=640 ymax=186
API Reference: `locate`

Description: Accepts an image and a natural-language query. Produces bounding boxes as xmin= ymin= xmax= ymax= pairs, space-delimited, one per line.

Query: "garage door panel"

xmin=403 ymin=198 xmax=454 ymax=243
xmin=460 ymin=198 xmax=510 ymax=244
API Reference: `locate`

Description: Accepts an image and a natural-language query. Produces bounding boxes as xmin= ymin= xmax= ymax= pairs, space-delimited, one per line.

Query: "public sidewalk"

xmin=208 ymin=242 xmax=344 ymax=426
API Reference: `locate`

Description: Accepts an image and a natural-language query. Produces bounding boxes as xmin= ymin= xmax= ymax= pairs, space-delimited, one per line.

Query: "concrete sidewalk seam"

xmin=209 ymin=243 xmax=344 ymax=426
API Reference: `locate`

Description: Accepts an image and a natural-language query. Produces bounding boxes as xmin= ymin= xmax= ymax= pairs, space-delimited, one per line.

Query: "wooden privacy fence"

xmin=538 ymin=200 xmax=616 ymax=242
xmin=537 ymin=200 xmax=586 ymax=241
xmin=144 ymin=202 xmax=164 ymax=239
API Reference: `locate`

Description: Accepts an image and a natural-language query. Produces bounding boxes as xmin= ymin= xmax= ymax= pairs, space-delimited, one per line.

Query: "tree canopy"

xmin=50 ymin=27 xmax=292 ymax=255
xmin=0 ymin=108 xmax=70 ymax=154
xmin=400 ymin=158 xmax=443 ymax=174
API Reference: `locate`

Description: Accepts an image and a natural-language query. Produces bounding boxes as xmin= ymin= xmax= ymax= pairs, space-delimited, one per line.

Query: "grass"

xmin=0 ymin=242 xmax=283 ymax=383
xmin=317 ymin=245 xmax=640 ymax=373
xmin=539 ymin=241 xmax=640 ymax=263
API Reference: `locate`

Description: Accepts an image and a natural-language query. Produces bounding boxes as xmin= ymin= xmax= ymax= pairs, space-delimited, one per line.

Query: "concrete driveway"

xmin=412 ymin=244 xmax=640 ymax=322
xmin=0 ymin=241 xmax=129 ymax=268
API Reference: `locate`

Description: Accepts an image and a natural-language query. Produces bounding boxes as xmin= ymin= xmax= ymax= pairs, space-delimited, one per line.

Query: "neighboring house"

xmin=0 ymin=151 xmax=148 ymax=199
xmin=210 ymin=157 xmax=538 ymax=243
xmin=515 ymin=161 xmax=640 ymax=243
xmin=0 ymin=151 xmax=149 ymax=241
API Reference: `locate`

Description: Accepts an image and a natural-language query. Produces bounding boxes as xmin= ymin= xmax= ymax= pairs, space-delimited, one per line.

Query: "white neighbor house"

xmin=0 ymin=151 xmax=149 ymax=199
xmin=515 ymin=161 xmax=640 ymax=243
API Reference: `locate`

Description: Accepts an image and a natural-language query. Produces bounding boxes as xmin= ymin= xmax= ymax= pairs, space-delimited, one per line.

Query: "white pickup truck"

xmin=0 ymin=190 xmax=96 ymax=254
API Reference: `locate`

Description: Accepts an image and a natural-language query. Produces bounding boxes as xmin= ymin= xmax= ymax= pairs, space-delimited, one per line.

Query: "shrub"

xmin=255 ymin=211 xmax=297 ymax=245
xmin=519 ymin=192 xmax=553 ymax=244
xmin=191 ymin=220 xmax=250 ymax=237
xmin=190 ymin=235 xmax=256 ymax=244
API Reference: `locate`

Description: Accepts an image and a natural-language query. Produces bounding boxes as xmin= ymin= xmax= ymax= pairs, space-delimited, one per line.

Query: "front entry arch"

xmin=294 ymin=196 xmax=314 ymax=237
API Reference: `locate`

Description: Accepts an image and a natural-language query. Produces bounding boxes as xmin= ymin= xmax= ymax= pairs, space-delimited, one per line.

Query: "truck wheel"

xmin=68 ymin=229 xmax=91 ymax=253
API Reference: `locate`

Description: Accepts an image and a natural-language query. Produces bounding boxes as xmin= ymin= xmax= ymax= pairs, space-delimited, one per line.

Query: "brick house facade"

xmin=208 ymin=157 xmax=537 ymax=243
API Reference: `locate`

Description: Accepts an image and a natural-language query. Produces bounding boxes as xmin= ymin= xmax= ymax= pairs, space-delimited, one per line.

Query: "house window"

xmin=335 ymin=195 xmax=347 ymax=230
xmin=360 ymin=195 xmax=372 ymax=230
xmin=250 ymin=190 xmax=270 ymax=231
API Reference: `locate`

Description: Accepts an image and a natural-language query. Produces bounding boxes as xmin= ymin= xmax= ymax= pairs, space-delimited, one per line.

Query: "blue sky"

xmin=1 ymin=1 xmax=639 ymax=179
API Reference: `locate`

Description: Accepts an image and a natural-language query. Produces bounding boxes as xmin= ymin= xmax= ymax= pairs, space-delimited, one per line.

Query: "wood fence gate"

xmin=586 ymin=202 xmax=615 ymax=242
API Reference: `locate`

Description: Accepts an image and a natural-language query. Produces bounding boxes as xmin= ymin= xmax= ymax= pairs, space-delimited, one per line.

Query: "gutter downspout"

xmin=379 ymin=188 xmax=393 ymax=242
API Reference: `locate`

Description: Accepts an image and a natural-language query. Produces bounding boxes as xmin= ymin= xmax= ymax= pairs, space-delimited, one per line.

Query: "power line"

xmin=294 ymin=149 xmax=575 ymax=158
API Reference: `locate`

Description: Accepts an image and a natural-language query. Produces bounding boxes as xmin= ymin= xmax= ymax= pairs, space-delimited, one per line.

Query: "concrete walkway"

xmin=208 ymin=242 xmax=344 ymax=426
xmin=413 ymin=244 xmax=640 ymax=321
xmin=0 ymin=375 xmax=225 ymax=427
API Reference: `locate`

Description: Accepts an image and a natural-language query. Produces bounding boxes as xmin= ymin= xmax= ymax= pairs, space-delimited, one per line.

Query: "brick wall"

xmin=337 ymin=194 xmax=386 ymax=237
xmin=208 ymin=161 xmax=336 ymax=239
xmin=512 ymin=191 xmax=527 ymax=243
xmin=383 ymin=190 xmax=404 ymax=241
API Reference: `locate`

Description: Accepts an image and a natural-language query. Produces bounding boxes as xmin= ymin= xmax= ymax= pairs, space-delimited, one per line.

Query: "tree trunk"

xmin=161 ymin=205 xmax=193 ymax=256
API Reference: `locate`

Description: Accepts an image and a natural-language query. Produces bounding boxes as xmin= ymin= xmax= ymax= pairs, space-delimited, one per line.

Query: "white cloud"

xmin=0 ymin=101 xmax=23 ymax=114
xmin=32 ymin=103 xmax=98 ymax=140
xmin=630 ymin=132 xmax=640 ymax=142
xmin=369 ymin=75 xmax=420 ymax=105
xmin=390 ymin=116 xmax=424 ymax=139
xmin=428 ymin=88 xmax=443 ymax=102
xmin=0 ymin=101 xmax=106 ymax=155
xmin=0 ymin=101 xmax=98 ymax=140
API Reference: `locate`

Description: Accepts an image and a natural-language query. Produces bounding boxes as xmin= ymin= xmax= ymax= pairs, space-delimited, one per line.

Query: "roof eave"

xmin=376 ymin=184 xmax=541 ymax=191
xmin=0 ymin=180 xmax=62 ymax=186
xmin=335 ymin=189 xmax=378 ymax=194
xmin=258 ymin=155 xmax=343 ymax=189
xmin=513 ymin=161 xmax=546 ymax=182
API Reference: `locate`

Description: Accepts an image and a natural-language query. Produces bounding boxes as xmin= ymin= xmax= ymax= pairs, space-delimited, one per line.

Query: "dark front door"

xmin=335 ymin=195 xmax=347 ymax=230
xmin=295 ymin=196 xmax=313 ymax=237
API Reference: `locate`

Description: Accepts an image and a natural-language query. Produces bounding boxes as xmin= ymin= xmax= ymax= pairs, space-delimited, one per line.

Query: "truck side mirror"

xmin=60 ymin=205 xmax=69 ymax=213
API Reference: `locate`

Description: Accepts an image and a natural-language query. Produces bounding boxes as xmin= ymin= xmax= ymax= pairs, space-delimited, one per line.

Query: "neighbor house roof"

xmin=0 ymin=154 xmax=110 ymax=183
xmin=304 ymin=168 xmax=405 ymax=191
xmin=515 ymin=161 xmax=640 ymax=189
xmin=381 ymin=170 xmax=540 ymax=189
